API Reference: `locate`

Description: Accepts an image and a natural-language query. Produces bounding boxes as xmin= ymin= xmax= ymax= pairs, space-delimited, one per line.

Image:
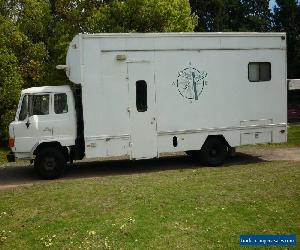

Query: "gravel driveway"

xmin=0 ymin=147 xmax=299 ymax=189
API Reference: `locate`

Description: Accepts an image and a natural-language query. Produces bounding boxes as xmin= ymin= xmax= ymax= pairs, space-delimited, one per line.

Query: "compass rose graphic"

xmin=174 ymin=62 xmax=208 ymax=101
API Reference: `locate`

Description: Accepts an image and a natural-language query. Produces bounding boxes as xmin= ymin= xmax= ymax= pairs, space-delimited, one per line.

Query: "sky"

xmin=269 ymin=0 xmax=276 ymax=9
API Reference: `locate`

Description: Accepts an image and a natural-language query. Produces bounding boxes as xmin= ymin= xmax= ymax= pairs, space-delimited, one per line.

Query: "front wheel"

xmin=34 ymin=147 xmax=66 ymax=179
xmin=199 ymin=137 xmax=228 ymax=166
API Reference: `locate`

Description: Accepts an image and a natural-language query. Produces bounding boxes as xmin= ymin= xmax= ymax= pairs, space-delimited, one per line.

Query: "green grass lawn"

xmin=0 ymin=161 xmax=299 ymax=249
xmin=286 ymin=124 xmax=300 ymax=146
xmin=0 ymin=147 xmax=8 ymax=165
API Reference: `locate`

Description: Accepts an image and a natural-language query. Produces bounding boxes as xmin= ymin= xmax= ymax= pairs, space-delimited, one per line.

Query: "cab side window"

xmin=31 ymin=95 xmax=50 ymax=115
xmin=54 ymin=93 xmax=68 ymax=114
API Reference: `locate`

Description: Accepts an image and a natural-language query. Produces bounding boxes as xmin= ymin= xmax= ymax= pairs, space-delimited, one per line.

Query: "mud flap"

xmin=6 ymin=151 xmax=15 ymax=162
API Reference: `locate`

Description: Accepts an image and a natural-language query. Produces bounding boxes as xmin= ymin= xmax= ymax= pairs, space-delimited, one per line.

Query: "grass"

xmin=0 ymin=161 xmax=299 ymax=249
xmin=0 ymin=147 xmax=8 ymax=165
xmin=286 ymin=124 xmax=300 ymax=146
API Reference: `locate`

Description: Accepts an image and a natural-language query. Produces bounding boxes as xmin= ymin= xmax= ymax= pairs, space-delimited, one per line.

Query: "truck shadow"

xmin=66 ymin=152 xmax=266 ymax=179
xmin=0 ymin=152 xmax=266 ymax=188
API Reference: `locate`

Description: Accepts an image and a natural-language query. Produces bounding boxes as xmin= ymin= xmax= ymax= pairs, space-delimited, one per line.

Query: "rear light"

xmin=8 ymin=138 xmax=14 ymax=148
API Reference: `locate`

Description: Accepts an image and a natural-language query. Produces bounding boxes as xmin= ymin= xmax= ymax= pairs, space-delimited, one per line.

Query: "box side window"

xmin=136 ymin=80 xmax=147 ymax=112
xmin=54 ymin=93 xmax=68 ymax=114
xmin=248 ymin=62 xmax=271 ymax=82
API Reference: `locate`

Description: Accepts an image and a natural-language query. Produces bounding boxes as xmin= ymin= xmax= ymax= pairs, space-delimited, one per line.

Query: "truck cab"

xmin=7 ymin=85 xmax=77 ymax=178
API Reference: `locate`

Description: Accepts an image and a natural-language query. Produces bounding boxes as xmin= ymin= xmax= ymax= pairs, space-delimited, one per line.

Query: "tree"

xmin=0 ymin=16 xmax=22 ymax=140
xmin=190 ymin=0 xmax=272 ymax=31
xmin=43 ymin=0 xmax=197 ymax=86
xmin=0 ymin=15 xmax=48 ymax=140
xmin=0 ymin=0 xmax=197 ymax=140
xmin=0 ymin=47 xmax=23 ymax=140
xmin=190 ymin=0 xmax=245 ymax=31
xmin=241 ymin=0 xmax=272 ymax=31
xmin=85 ymin=0 xmax=197 ymax=33
xmin=273 ymin=0 xmax=300 ymax=78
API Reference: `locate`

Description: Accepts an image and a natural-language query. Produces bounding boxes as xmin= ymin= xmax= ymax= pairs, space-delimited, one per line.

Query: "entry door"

xmin=128 ymin=59 xmax=157 ymax=159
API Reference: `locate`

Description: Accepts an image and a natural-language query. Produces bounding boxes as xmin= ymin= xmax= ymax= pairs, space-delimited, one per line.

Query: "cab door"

xmin=51 ymin=92 xmax=76 ymax=144
xmin=13 ymin=93 xmax=53 ymax=154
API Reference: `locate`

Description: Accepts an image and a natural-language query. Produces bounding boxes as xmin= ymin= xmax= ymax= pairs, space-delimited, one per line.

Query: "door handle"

xmin=43 ymin=127 xmax=52 ymax=133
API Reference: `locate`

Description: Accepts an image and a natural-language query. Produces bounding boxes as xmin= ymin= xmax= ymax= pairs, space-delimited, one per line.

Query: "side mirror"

xmin=25 ymin=115 xmax=31 ymax=128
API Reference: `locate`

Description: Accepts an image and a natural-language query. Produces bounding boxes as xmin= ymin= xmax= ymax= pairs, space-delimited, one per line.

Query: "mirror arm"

xmin=25 ymin=116 xmax=30 ymax=128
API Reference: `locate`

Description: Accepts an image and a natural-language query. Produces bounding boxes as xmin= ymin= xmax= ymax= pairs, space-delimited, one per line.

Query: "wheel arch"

xmin=202 ymin=134 xmax=230 ymax=148
xmin=33 ymin=141 xmax=69 ymax=161
xmin=203 ymin=134 xmax=230 ymax=147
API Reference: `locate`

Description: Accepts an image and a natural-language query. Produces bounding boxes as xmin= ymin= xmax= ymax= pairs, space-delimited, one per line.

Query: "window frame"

xmin=136 ymin=80 xmax=148 ymax=112
xmin=29 ymin=93 xmax=51 ymax=117
xmin=18 ymin=94 xmax=29 ymax=121
xmin=248 ymin=62 xmax=271 ymax=82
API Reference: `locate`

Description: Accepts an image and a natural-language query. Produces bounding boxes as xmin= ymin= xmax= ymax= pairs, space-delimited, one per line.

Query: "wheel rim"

xmin=44 ymin=157 xmax=57 ymax=171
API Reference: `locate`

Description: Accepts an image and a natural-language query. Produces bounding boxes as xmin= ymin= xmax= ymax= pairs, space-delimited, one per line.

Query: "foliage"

xmin=0 ymin=0 xmax=196 ymax=140
xmin=273 ymin=0 xmax=300 ymax=78
xmin=0 ymin=15 xmax=48 ymax=140
xmin=242 ymin=0 xmax=272 ymax=31
xmin=190 ymin=0 xmax=245 ymax=31
xmin=85 ymin=0 xmax=197 ymax=33
xmin=191 ymin=0 xmax=272 ymax=32
xmin=0 ymin=47 xmax=22 ymax=140
xmin=190 ymin=0 xmax=300 ymax=78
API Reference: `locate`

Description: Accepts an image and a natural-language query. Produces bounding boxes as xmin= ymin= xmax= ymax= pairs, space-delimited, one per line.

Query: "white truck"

xmin=7 ymin=32 xmax=287 ymax=179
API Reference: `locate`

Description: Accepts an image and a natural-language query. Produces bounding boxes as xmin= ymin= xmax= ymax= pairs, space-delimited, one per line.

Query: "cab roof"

xmin=21 ymin=85 xmax=71 ymax=95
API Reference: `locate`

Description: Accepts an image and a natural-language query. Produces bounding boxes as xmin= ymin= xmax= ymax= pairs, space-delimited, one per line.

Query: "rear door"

xmin=127 ymin=52 xmax=157 ymax=159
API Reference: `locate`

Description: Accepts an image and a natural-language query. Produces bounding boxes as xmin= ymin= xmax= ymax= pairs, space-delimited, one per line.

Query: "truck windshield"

xmin=19 ymin=95 xmax=28 ymax=121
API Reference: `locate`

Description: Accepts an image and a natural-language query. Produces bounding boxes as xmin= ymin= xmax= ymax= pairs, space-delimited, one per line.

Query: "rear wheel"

xmin=34 ymin=147 xmax=66 ymax=179
xmin=199 ymin=137 xmax=228 ymax=166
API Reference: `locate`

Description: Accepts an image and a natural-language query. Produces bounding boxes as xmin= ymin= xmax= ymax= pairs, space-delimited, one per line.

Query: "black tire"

xmin=34 ymin=147 xmax=66 ymax=179
xmin=199 ymin=137 xmax=228 ymax=166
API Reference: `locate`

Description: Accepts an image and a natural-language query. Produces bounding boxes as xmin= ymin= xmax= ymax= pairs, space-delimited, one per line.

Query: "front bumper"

xmin=6 ymin=151 xmax=15 ymax=162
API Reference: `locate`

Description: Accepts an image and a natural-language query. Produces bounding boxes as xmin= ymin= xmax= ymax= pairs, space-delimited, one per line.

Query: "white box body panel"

xmin=66 ymin=33 xmax=287 ymax=159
